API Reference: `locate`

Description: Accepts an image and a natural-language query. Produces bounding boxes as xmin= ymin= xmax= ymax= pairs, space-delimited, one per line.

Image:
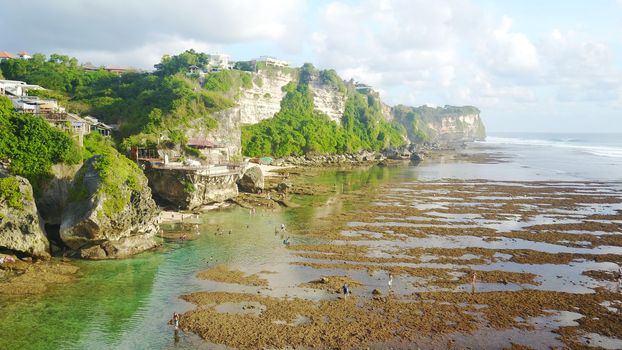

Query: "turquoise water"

xmin=0 ymin=166 xmax=402 ymax=350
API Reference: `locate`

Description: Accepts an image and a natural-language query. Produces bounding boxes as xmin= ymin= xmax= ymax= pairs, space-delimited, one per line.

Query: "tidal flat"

xmin=179 ymin=166 xmax=622 ymax=349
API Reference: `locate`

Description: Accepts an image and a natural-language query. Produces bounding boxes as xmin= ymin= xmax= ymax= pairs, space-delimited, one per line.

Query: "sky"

xmin=1 ymin=0 xmax=621 ymax=133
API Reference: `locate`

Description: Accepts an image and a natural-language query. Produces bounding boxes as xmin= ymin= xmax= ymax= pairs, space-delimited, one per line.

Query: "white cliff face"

xmin=309 ymin=79 xmax=346 ymax=123
xmin=236 ymin=70 xmax=294 ymax=124
xmin=426 ymin=113 xmax=486 ymax=143
xmin=204 ymin=70 xmax=295 ymax=158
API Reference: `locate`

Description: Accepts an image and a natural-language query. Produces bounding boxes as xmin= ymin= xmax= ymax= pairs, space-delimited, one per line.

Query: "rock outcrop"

xmin=191 ymin=67 xmax=485 ymax=162
xmin=280 ymin=151 xmax=385 ymax=167
xmin=60 ymin=154 xmax=160 ymax=259
xmin=0 ymin=175 xmax=50 ymax=258
xmin=237 ymin=166 xmax=264 ymax=193
xmin=205 ymin=69 xmax=296 ymax=161
xmin=145 ymin=167 xmax=239 ymax=210
xmin=391 ymin=105 xmax=486 ymax=146
xmin=309 ymin=78 xmax=346 ymax=124
xmin=35 ymin=163 xmax=82 ymax=225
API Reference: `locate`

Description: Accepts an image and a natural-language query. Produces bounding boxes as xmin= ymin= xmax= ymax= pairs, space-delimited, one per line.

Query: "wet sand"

xmin=179 ymin=173 xmax=622 ymax=349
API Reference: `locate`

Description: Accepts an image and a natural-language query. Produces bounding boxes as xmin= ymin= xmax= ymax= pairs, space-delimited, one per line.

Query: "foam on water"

xmin=485 ymin=135 xmax=622 ymax=158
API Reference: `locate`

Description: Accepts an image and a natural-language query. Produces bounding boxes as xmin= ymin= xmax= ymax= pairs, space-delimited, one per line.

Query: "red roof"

xmin=0 ymin=51 xmax=16 ymax=59
xmin=187 ymin=138 xmax=218 ymax=148
xmin=18 ymin=51 xmax=29 ymax=56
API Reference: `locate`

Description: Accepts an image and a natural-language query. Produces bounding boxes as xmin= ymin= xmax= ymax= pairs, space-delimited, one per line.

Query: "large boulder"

xmin=35 ymin=163 xmax=82 ymax=225
xmin=60 ymin=153 xmax=160 ymax=259
xmin=237 ymin=166 xmax=264 ymax=193
xmin=145 ymin=167 xmax=239 ymax=210
xmin=0 ymin=175 xmax=50 ymax=258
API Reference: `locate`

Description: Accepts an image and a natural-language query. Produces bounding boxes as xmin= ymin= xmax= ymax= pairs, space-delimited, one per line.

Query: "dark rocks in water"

xmin=237 ymin=166 xmax=264 ymax=194
xmin=410 ymin=152 xmax=425 ymax=162
xmin=277 ymin=181 xmax=292 ymax=194
xmin=60 ymin=154 xmax=160 ymax=259
xmin=0 ymin=175 xmax=50 ymax=258
xmin=372 ymin=288 xmax=382 ymax=295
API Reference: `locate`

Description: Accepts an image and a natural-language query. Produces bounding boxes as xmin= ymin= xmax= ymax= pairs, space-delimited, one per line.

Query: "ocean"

xmin=483 ymin=132 xmax=622 ymax=181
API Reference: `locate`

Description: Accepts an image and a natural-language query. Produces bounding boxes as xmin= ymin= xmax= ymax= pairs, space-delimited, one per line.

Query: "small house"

xmin=0 ymin=51 xmax=16 ymax=61
xmin=17 ymin=51 xmax=31 ymax=59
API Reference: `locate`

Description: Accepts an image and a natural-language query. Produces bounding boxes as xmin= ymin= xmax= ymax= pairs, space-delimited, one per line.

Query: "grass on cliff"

xmin=0 ymin=177 xmax=25 ymax=210
xmin=68 ymin=133 xmax=144 ymax=217
xmin=94 ymin=149 xmax=143 ymax=218
xmin=69 ymin=134 xmax=143 ymax=217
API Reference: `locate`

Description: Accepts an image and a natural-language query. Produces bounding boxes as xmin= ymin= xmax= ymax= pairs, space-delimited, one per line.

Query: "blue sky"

xmin=1 ymin=0 xmax=621 ymax=132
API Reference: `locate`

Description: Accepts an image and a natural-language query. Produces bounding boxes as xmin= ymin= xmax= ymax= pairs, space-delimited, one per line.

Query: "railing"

xmin=147 ymin=161 xmax=243 ymax=177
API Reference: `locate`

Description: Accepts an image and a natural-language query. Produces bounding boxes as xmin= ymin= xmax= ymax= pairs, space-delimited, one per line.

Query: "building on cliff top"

xmin=80 ymin=62 xmax=133 ymax=74
xmin=0 ymin=51 xmax=17 ymax=61
xmin=254 ymin=56 xmax=289 ymax=67
xmin=207 ymin=53 xmax=231 ymax=71
xmin=0 ymin=80 xmax=45 ymax=97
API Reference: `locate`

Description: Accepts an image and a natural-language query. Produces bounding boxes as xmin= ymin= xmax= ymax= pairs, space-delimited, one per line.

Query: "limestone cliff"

xmin=36 ymin=163 xmax=82 ymax=225
xmin=60 ymin=153 xmax=160 ymax=259
xmin=391 ymin=105 xmax=485 ymax=146
xmin=309 ymin=77 xmax=346 ymax=124
xmin=203 ymin=69 xmax=296 ymax=159
xmin=193 ymin=66 xmax=484 ymax=158
xmin=203 ymin=67 xmax=350 ymax=159
xmin=0 ymin=175 xmax=50 ymax=258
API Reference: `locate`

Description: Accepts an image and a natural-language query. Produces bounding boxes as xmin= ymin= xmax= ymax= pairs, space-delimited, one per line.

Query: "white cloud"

xmin=1 ymin=0 xmax=307 ymax=67
xmin=481 ymin=16 xmax=539 ymax=75
xmin=1 ymin=0 xmax=621 ymax=131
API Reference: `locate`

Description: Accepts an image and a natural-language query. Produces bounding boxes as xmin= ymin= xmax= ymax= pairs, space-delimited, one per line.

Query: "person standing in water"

xmin=172 ymin=312 xmax=180 ymax=330
xmin=342 ymin=283 xmax=350 ymax=298
xmin=388 ymin=273 xmax=393 ymax=290
xmin=471 ymin=270 xmax=478 ymax=293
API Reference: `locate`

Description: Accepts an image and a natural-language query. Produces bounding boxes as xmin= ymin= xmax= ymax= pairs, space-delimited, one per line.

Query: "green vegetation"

xmin=154 ymin=49 xmax=209 ymax=76
xmin=182 ymin=178 xmax=195 ymax=194
xmin=242 ymin=64 xmax=406 ymax=157
xmin=319 ymin=69 xmax=347 ymax=94
xmin=0 ymin=177 xmax=24 ymax=210
xmin=203 ymin=70 xmax=252 ymax=93
xmin=0 ymin=51 xmax=225 ymax=151
xmin=92 ymin=148 xmax=143 ymax=217
xmin=67 ymin=132 xmax=144 ymax=217
xmin=0 ymin=96 xmax=81 ymax=193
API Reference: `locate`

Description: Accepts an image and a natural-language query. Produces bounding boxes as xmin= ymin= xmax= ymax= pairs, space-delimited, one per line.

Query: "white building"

xmin=83 ymin=116 xmax=113 ymax=136
xmin=255 ymin=56 xmax=289 ymax=68
xmin=207 ymin=54 xmax=230 ymax=71
xmin=18 ymin=51 xmax=31 ymax=59
xmin=0 ymin=80 xmax=44 ymax=97
xmin=10 ymin=96 xmax=65 ymax=114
